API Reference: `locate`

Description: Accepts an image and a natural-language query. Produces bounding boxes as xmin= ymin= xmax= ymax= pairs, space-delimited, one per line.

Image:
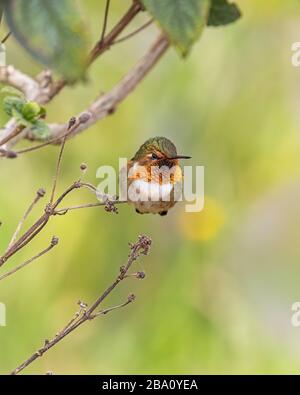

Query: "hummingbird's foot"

xmin=159 ymin=211 xmax=168 ymax=216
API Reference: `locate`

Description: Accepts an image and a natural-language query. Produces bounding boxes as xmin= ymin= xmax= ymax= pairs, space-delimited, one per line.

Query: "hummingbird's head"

xmin=132 ymin=137 xmax=191 ymax=167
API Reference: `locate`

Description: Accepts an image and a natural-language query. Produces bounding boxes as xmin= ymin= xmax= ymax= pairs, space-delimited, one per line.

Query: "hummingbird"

xmin=125 ymin=137 xmax=191 ymax=216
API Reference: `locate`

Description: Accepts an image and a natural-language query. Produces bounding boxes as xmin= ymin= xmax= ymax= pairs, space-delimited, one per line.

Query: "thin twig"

xmin=1 ymin=134 xmax=123 ymax=267
xmin=0 ymin=33 xmax=170 ymax=159
xmin=11 ymin=113 xmax=91 ymax=157
xmin=0 ymin=237 xmax=58 ymax=282
xmin=0 ymin=177 xmax=122 ymax=269
xmin=93 ymin=298 xmax=134 ymax=317
xmin=1 ymin=31 xmax=11 ymax=44
xmin=13 ymin=136 xmax=66 ymax=155
xmin=100 ymin=0 xmax=111 ymax=45
xmin=27 ymin=34 xmax=170 ymax=144
xmin=54 ymin=200 xmax=127 ymax=215
xmin=0 ymin=3 xmax=142 ymax=149
xmin=11 ymin=235 xmax=152 ymax=375
xmin=6 ymin=188 xmax=46 ymax=252
xmin=112 ymin=19 xmax=153 ymax=45
xmin=45 ymin=1 xmax=142 ymax=101
xmin=49 ymin=118 xmax=76 ymax=204
xmin=0 ymin=213 xmax=49 ymax=267
xmin=0 ymin=182 xmax=78 ymax=267
xmin=0 ymin=125 xmax=25 ymax=148
xmin=89 ymin=1 xmax=141 ymax=64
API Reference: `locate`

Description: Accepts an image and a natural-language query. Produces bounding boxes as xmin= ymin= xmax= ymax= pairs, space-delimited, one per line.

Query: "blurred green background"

xmin=1 ymin=0 xmax=300 ymax=374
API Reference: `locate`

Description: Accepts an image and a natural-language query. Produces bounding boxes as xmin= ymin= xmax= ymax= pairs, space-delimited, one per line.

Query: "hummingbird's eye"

xmin=151 ymin=153 xmax=158 ymax=160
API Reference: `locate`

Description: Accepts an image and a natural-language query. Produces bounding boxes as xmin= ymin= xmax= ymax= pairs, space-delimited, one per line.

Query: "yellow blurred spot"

xmin=180 ymin=197 xmax=226 ymax=241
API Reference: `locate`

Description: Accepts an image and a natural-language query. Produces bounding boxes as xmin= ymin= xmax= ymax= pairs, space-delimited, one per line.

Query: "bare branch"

xmin=0 ymin=67 xmax=54 ymax=148
xmin=11 ymin=235 xmax=152 ymax=375
xmin=93 ymin=296 xmax=135 ymax=317
xmin=49 ymin=117 xmax=79 ymax=204
xmin=0 ymin=33 xmax=169 ymax=157
xmin=54 ymin=198 xmax=126 ymax=216
xmin=6 ymin=113 xmax=91 ymax=157
xmin=0 ymin=65 xmax=40 ymax=99
xmin=89 ymin=1 xmax=141 ymax=64
xmin=112 ymin=19 xmax=153 ymax=46
xmin=0 ymin=236 xmax=59 ymax=282
xmin=0 ymin=124 xmax=25 ymax=148
xmin=0 ymin=2 xmax=142 ymax=149
xmin=30 ymin=33 xmax=170 ymax=143
xmin=6 ymin=188 xmax=46 ymax=252
xmin=0 ymin=177 xmax=123 ymax=269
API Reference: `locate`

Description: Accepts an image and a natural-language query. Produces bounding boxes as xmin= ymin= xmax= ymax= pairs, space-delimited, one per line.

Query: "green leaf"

xmin=1 ymin=0 xmax=89 ymax=81
xmin=208 ymin=0 xmax=241 ymax=26
xmin=31 ymin=119 xmax=50 ymax=139
xmin=3 ymin=95 xmax=25 ymax=116
xmin=38 ymin=106 xmax=46 ymax=119
xmin=141 ymin=0 xmax=211 ymax=56
xmin=11 ymin=106 xmax=32 ymax=126
xmin=21 ymin=101 xmax=41 ymax=121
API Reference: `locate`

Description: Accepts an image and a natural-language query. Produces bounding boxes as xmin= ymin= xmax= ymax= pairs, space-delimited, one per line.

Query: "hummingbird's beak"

xmin=170 ymin=155 xmax=192 ymax=160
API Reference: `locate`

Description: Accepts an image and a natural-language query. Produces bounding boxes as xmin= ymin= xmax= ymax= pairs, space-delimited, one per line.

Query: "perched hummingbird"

xmin=125 ymin=137 xmax=191 ymax=216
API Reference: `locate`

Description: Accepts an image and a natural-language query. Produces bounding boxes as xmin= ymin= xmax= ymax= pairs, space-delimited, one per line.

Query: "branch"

xmin=88 ymin=1 xmax=141 ymax=64
xmin=112 ymin=18 xmax=153 ymax=46
xmin=0 ymin=179 xmax=123 ymax=269
xmin=0 ymin=2 xmax=142 ymax=149
xmin=0 ymin=32 xmax=169 ymax=157
xmin=0 ymin=115 xmax=125 ymax=271
xmin=0 ymin=65 xmax=41 ymax=99
xmin=49 ymin=116 xmax=80 ymax=204
xmin=11 ymin=234 xmax=152 ymax=375
xmin=0 ymin=68 xmax=54 ymax=148
xmin=6 ymin=188 xmax=46 ymax=252
xmin=0 ymin=236 xmax=59 ymax=282
xmin=53 ymin=199 xmax=126 ymax=215
xmin=28 ymin=33 xmax=170 ymax=143
xmin=1 ymin=31 xmax=11 ymax=44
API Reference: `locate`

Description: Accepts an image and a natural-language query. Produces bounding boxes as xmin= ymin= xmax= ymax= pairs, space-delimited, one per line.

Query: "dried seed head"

xmin=37 ymin=188 xmax=46 ymax=197
xmin=51 ymin=236 xmax=59 ymax=246
xmin=136 ymin=271 xmax=146 ymax=279
xmin=137 ymin=234 xmax=152 ymax=254
xmin=68 ymin=116 xmax=77 ymax=130
xmin=77 ymin=300 xmax=87 ymax=309
xmin=80 ymin=163 xmax=88 ymax=171
xmin=104 ymin=199 xmax=118 ymax=214
xmin=128 ymin=293 xmax=136 ymax=302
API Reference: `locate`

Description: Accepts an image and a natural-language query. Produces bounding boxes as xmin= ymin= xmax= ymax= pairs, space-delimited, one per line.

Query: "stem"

xmin=54 ymin=200 xmax=126 ymax=215
xmin=1 ymin=31 xmax=11 ymax=44
xmin=11 ymin=235 xmax=151 ymax=375
xmin=0 ymin=238 xmax=58 ymax=282
xmin=112 ymin=19 xmax=153 ymax=45
xmin=0 ymin=124 xmax=25 ymax=148
xmin=100 ymin=0 xmax=111 ymax=44
xmin=6 ymin=188 xmax=45 ymax=252
xmin=89 ymin=1 xmax=141 ymax=64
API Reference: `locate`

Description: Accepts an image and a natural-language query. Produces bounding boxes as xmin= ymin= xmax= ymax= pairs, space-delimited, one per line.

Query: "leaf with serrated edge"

xmin=141 ymin=0 xmax=210 ymax=56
